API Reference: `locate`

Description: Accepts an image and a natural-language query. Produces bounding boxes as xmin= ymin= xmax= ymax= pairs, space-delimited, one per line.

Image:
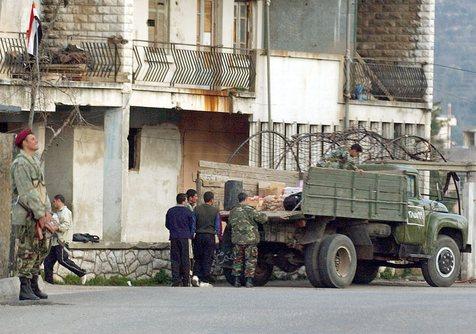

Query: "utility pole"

xmin=265 ymin=0 xmax=273 ymax=168
xmin=344 ymin=0 xmax=354 ymax=129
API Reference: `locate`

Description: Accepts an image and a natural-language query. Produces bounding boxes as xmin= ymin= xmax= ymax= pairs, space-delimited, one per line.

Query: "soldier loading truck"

xmin=197 ymin=161 xmax=471 ymax=288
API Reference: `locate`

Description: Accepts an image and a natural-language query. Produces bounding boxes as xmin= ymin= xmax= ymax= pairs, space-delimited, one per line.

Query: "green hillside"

xmin=435 ymin=0 xmax=476 ymax=143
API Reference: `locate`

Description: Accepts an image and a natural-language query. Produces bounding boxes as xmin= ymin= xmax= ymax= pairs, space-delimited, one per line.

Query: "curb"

xmin=0 ymin=277 xmax=19 ymax=303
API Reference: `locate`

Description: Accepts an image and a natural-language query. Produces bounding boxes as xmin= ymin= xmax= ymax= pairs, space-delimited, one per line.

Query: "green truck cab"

xmin=220 ymin=163 xmax=471 ymax=288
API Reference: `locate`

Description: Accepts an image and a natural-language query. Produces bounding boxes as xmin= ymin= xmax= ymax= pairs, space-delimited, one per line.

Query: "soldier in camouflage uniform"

xmin=322 ymin=143 xmax=363 ymax=170
xmin=228 ymin=192 xmax=268 ymax=288
xmin=11 ymin=129 xmax=55 ymax=300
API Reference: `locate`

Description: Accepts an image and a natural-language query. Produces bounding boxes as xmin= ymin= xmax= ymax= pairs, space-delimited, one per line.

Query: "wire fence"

xmin=228 ymin=128 xmax=446 ymax=172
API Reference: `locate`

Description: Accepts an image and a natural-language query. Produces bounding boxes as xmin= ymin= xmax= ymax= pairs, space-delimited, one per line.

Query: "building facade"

xmin=0 ymin=0 xmax=436 ymax=279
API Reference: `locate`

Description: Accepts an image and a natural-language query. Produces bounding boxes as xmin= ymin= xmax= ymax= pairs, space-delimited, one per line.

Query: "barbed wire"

xmin=228 ymin=127 xmax=447 ymax=172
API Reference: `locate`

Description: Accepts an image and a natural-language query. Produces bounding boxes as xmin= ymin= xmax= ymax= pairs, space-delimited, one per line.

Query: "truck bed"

xmin=302 ymin=167 xmax=408 ymax=222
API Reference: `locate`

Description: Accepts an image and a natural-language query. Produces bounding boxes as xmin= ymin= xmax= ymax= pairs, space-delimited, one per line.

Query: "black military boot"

xmin=245 ymin=277 xmax=254 ymax=288
xmin=30 ymin=275 xmax=48 ymax=299
xmin=234 ymin=276 xmax=241 ymax=288
xmin=19 ymin=277 xmax=40 ymax=301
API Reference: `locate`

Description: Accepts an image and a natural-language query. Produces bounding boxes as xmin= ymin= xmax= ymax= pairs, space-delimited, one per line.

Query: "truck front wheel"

xmin=318 ymin=234 xmax=357 ymax=288
xmin=422 ymin=235 xmax=461 ymax=287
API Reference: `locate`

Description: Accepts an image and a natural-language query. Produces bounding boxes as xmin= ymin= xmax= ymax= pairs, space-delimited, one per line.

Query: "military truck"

xmin=213 ymin=163 xmax=471 ymax=288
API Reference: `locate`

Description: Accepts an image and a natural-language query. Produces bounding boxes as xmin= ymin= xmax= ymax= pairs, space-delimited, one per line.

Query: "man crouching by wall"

xmin=229 ymin=192 xmax=268 ymax=288
xmin=166 ymin=193 xmax=195 ymax=287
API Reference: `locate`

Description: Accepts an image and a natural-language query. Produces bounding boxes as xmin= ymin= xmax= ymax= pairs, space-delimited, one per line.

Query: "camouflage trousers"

xmin=14 ymin=223 xmax=51 ymax=278
xmin=232 ymin=244 xmax=258 ymax=278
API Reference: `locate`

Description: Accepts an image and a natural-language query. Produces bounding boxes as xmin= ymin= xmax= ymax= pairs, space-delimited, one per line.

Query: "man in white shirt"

xmin=43 ymin=194 xmax=86 ymax=284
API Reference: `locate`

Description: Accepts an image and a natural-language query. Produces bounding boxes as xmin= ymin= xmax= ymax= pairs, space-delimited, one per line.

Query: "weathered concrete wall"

xmin=269 ymin=0 xmax=354 ymax=54
xmin=133 ymin=0 xmax=148 ymax=40
xmin=124 ymin=124 xmax=182 ymax=243
xmin=0 ymin=0 xmax=32 ymax=32
xmin=253 ymin=51 xmax=343 ymax=125
xmin=180 ymin=112 xmax=250 ymax=191
xmin=73 ymin=126 xmax=104 ymax=238
xmin=44 ymin=127 xmax=74 ymax=207
xmin=0 ymin=134 xmax=13 ymax=278
xmin=349 ymin=101 xmax=429 ymax=134
xmin=169 ymin=0 xmax=197 ymax=44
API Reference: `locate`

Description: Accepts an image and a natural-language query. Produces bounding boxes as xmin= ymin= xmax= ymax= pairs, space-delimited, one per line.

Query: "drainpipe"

xmin=344 ymin=0 xmax=353 ymax=129
xmin=265 ymin=0 xmax=273 ymax=168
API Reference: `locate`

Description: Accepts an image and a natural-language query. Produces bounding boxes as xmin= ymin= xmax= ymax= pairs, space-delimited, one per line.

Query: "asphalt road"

xmin=1 ymin=280 xmax=476 ymax=334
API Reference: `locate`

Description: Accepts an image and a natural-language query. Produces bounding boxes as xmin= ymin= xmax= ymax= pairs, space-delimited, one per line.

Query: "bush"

xmin=154 ymin=269 xmax=171 ymax=285
xmin=63 ymin=274 xmax=82 ymax=285
xmin=58 ymin=270 xmax=171 ymax=286
xmin=379 ymin=267 xmax=396 ymax=280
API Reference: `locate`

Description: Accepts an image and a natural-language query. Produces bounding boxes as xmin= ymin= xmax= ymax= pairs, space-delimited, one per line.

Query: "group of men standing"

xmin=166 ymin=189 xmax=268 ymax=288
xmin=165 ymin=189 xmax=220 ymax=287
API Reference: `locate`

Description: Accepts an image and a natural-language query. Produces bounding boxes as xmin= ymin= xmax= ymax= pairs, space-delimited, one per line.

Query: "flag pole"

xmin=28 ymin=15 xmax=40 ymax=129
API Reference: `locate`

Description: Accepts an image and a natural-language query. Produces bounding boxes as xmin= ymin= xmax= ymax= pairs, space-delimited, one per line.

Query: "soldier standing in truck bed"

xmin=228 ymin=192 xmax=268 ymax=288
xmin=322 ymin=143 xmax=363 ymax=171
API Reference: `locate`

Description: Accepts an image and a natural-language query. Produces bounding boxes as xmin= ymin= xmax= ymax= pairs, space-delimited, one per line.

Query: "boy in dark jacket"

xmin=165 ymin=193 xmax=195 ymax=287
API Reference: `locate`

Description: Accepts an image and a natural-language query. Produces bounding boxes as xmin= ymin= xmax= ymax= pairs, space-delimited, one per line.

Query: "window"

xmin=394 ymin=123 xmax=402 ymax=138
xmin=234 ymin=1 xmax=251 ymax=49
xmin=148 ymin=0 xmax=169 ymax=43
xmin=197 ymin=0 xmax=215 ymax=45
xmin=128 ymin=128 xmax=141 ymax=170
xmin=382 ymin=122 xmax=391 ymax=138
xmin=0 ymin=122 xmax=7 ymax=133
xmin=407 ymin=175 xmax=416 ymax=198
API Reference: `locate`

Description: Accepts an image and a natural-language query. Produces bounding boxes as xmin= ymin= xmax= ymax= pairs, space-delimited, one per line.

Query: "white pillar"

xmin=462 ymin=172 xmax=476 ymax=280
xmin=102 ymin=103 xmax=130 ymax=242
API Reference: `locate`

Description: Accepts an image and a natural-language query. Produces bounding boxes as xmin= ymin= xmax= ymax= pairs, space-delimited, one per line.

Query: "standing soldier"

xmin=228 ymin=192 xmax=267 ymax=288
xmin=322 ymin=143 xmax=363 ymax=171
xmin=11 ymin=129 xmax=54 ymax=300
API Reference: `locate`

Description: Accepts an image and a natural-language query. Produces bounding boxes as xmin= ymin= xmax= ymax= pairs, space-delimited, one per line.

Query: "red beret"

xmin=15 ymin=128 xmax=32 ymax=148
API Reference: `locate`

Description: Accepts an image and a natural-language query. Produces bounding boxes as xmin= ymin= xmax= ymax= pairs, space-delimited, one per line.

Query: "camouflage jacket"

xmin=11 ymin=150 xmax=51 ymax=226
xmin=229 ymin=204 xmax=268 ymax=245
xmin=322 ymin=147 xmax=358 ymax=170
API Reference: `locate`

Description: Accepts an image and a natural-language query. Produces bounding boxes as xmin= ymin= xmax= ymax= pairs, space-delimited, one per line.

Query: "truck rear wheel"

xmin=304 ymin=241 xmax=325 ymax=287
xmin=318 ymin=234 xmax=357 ymax=288
xmin=353 ymin=261 xmax=379 ymax=284
xmin=422 ymin=235 xmax=461 ymax=287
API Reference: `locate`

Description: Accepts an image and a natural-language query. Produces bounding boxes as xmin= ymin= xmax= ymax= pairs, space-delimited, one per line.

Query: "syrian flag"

xmin=26 ymin=2 xmax=42 ymax=56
